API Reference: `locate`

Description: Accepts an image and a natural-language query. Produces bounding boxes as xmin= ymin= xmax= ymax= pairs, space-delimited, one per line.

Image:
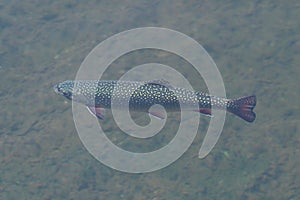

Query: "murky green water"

xmin=0 ymin=0 xmax=299 ymax=199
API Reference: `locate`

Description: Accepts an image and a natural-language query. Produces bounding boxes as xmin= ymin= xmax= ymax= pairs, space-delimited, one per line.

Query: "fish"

xmin=54 ymin=80 xmax=256 ymax=122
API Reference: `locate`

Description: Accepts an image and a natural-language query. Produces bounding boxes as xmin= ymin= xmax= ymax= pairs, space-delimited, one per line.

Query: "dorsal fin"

xmin=145 ymin=79 xmax=174 ymax=89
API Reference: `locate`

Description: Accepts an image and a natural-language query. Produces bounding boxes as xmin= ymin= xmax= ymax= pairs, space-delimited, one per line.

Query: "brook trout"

xmin=54 ymin=80 xmax=256 ymax=122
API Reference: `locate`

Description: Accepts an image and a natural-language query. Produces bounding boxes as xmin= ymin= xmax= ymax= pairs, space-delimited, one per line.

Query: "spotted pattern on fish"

xmin=54 ymin=80 xmax=256 ymax=122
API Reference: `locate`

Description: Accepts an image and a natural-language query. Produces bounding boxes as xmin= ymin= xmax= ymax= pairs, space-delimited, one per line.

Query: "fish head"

xmin=54 ymin=80 xmax=97 ymax=106
xmin=54 ymin=80 xmax=74 ymax=100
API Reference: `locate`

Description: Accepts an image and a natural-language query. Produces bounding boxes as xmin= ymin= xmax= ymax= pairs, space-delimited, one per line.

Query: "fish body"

xmin=54 ymin=80 xmax=256 ymax=122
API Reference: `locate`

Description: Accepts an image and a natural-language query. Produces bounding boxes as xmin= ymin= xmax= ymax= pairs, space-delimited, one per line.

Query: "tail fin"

xmin=227 ymin=95 xmax=256 ymax=122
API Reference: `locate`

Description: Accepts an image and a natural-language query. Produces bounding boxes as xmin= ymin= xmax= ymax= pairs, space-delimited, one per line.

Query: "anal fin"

xmin=194 ymin=109 xmax=213 ymax=117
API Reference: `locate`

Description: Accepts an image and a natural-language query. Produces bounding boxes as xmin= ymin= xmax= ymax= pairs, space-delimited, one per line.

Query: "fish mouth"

xmin=53 ymin=84 xmax=60 ymax=94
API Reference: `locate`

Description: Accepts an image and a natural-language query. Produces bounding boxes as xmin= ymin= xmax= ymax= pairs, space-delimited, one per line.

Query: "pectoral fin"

xmin=87 ymin=106 xmax=106 ymax=120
